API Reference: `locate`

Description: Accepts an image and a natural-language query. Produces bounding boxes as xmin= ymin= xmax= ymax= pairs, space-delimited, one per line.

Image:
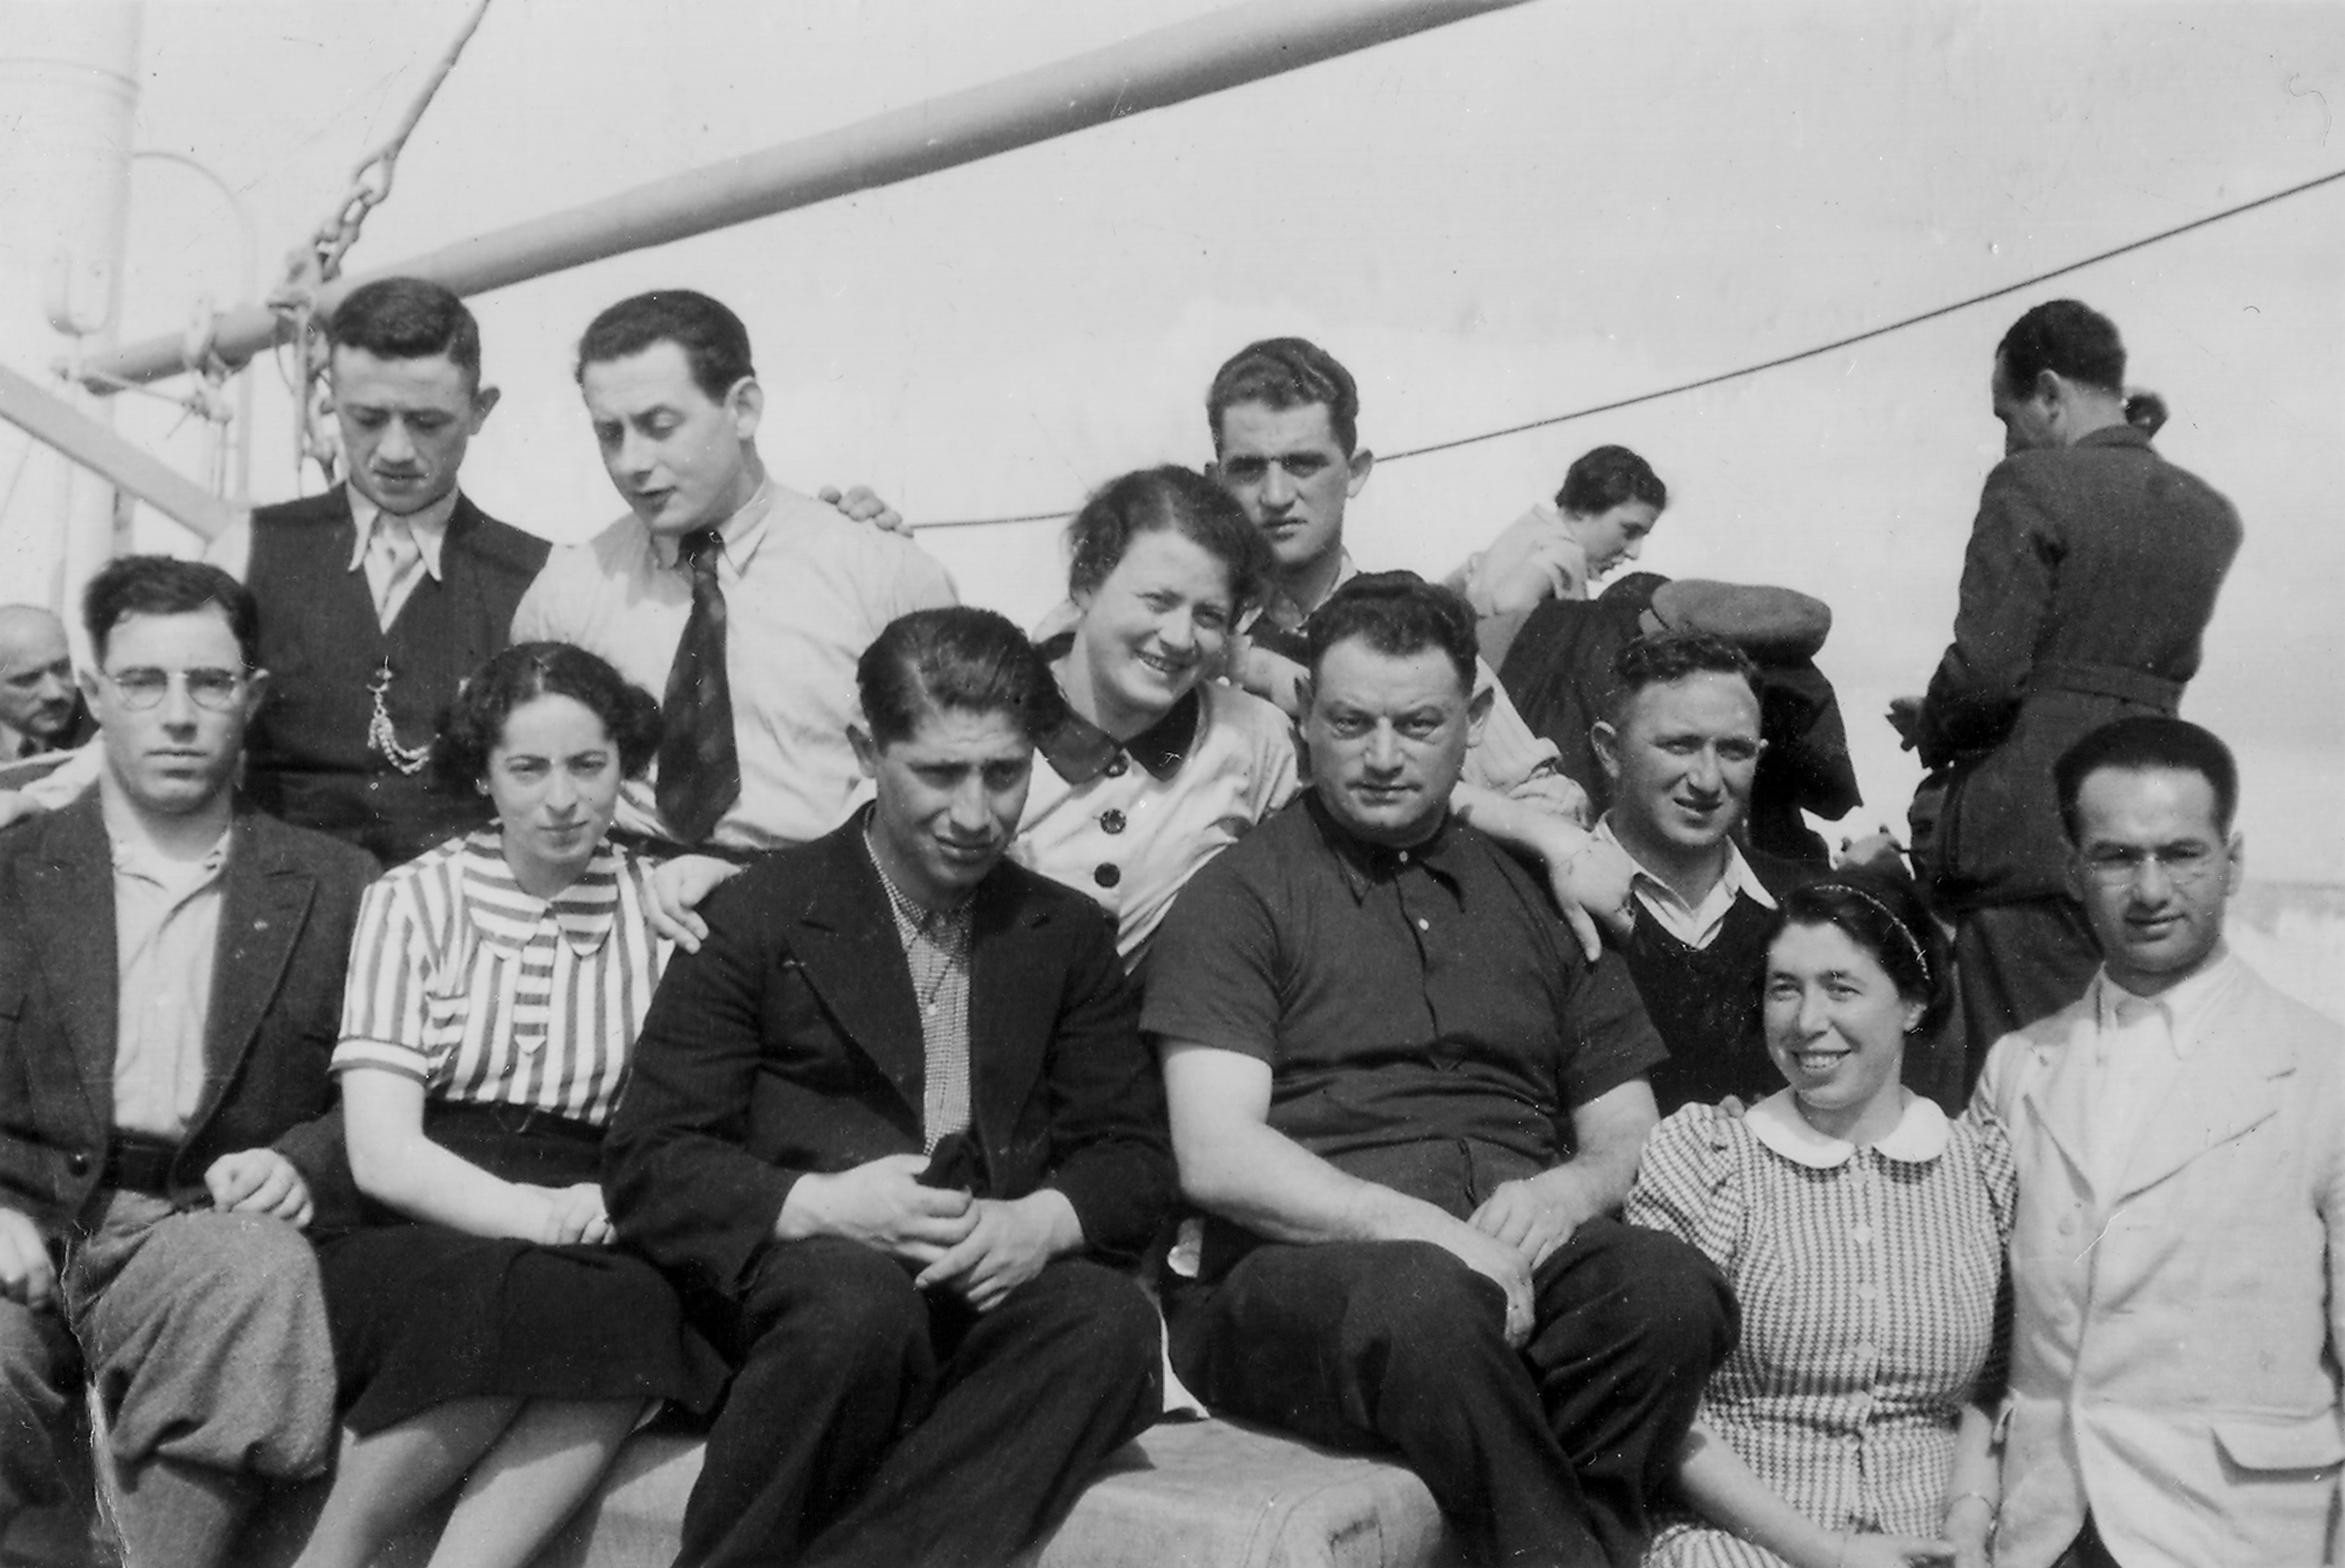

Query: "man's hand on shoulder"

xmin=204 ymin=1148 xmax=315 ymax=1229
xmin=646 ymin=853 xmax=746 ymax=954
xmin=0 ymin=792 xmax=46 ymax=833
xmin=914 ymin=1189 xmax=1083 ymax=1313
xmin=777 ymin=1152 xmax=977 ymax=1260
xmin=0 ymin=1207 xmax=56 ymax=1309
xmin=817 ymin=484 xmax=909 ymax=536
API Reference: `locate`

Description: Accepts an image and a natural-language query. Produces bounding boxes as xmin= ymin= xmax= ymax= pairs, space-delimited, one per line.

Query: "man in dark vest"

xmin=214 ymin=277 xmax=549 ymax=864
xmin=1889 ymin=300 xmax=2242 ymax=1086
xmin=1580 ymin=632 xmax=1812 ymax=1113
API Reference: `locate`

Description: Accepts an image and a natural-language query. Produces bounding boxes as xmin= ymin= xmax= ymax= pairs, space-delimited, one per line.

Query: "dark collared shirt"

xmin=1146 ymin=792 xmax=1665 ymax=1228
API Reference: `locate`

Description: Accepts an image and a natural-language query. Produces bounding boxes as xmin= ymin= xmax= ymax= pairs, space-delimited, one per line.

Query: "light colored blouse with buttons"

xmin=333 ymin=831 xmax=671 ymax=1126
xmin=1010 ymin=678 xmax=1299 ymax=966
xmin=1627 ymin=1092 xmax=2015 ymax=1565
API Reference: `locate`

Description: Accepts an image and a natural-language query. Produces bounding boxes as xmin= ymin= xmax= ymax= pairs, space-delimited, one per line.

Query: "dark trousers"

xmin=1168 ymin=1218 xmax=1735 ymax=1568
xmin=1955 ymin=895 xmax=2101 ymax=1093
xmin=681 ymin=1237 xmax=1162 ymax=1568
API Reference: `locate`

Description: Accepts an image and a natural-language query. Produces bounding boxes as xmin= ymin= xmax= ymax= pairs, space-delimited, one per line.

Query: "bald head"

xmin=0 ymin=606 xmax=77 ymax=745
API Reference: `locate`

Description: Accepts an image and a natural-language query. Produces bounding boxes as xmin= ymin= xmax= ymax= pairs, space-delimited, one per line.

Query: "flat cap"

xmin=1639 ymin=579 xmax=1832 ymax=662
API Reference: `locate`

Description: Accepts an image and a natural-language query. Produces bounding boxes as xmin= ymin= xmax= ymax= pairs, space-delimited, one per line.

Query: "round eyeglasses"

xmin=100 ymin=667 xmax=251 ymax=712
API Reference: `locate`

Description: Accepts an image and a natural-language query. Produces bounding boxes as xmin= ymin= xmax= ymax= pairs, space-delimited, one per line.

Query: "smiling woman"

xmin=1627 ymin=872 xmax=2011 ymax=1568
xmin=1011 ymin=466 xmax=1300 ymax=964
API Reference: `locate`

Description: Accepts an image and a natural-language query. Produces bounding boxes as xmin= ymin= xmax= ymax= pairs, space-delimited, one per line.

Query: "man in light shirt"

xmin=513 ymin=289 xmax=955 ymax=859
xmin=1584 ymin=632 xmax=1805 ymax=1113
xmin=0 ymin=557 xmax=373 ymax=1567
xmin=1974 ymin=717 xmax=2345 ymax=1568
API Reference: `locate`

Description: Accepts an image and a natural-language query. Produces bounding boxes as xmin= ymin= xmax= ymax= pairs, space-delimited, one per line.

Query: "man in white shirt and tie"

xmin=1974 ymin=716 xmax=2345 ymax=1568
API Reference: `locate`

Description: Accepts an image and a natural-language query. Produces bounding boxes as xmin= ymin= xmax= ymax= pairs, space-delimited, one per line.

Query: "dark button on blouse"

xmin=1099 ymin=808 xmax=1127 ymax=835
xmin=1095 ymin=863 xmax=1122 ymax=889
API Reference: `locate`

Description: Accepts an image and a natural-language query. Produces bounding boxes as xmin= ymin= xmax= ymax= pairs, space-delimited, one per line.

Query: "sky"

xmin=5 ymin=0 xmax=2342 ymax=878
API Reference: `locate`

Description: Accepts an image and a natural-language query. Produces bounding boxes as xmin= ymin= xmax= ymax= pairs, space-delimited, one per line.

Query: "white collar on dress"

xmin=1745 ymin=1086 xmax=1950 ymax=1168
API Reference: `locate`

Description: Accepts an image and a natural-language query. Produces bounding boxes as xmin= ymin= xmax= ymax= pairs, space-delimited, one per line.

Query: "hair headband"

xmin=1811 ymin=883 xmax=1931 ymax=988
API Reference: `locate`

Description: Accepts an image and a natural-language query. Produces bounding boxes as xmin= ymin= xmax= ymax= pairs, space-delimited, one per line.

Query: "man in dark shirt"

xmin=1148 ymin=573 xmax=1734 ymax=1568
xmin=606 ymin=607 xmax=1168 ymax=1568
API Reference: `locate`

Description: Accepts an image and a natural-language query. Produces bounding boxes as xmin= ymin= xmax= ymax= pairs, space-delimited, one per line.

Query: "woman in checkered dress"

xmin=1627 ymin=875 xmax=2011 ymax=1568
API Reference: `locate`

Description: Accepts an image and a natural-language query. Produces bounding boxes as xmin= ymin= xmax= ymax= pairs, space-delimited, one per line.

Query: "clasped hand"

xmin=517 ymin=1182 xmax=613 ymax=1247
xmin=205 ymin=1148 xmax=314 ymax=1228
xmin=788 ymin=1154 xmax=1073 ymax=1312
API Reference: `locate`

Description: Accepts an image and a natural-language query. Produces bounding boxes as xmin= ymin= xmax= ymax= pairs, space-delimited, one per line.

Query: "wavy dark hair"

xmin=1206 ymin=336 xmax=1362 ymax=456
xmin=575 ymin=289 xmax=754 ymax=402
xmin=329 ymin=277 xmax=483 ymax=387
xmin=1556 ymin=444 xmax=1667 ymax=517
xmin=1065 ymin=466 xmax=1273 ymax=617
xmin=82 ymin=556 xmax=260 ymax=668
xmin=1305 ymin=570 xmax=1477 ymax=692
xmin=433 ymin=643 xmax=662 ymax=793
xmin=1766 ymin=871 xmax=1953 ymax=1038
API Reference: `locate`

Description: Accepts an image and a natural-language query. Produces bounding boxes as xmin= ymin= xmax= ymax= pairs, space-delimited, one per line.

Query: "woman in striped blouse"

xmin=294 ymin=644 xmax=721 ymax=1568
xmin=1627 ymin=875 xmax=2009 ymax=1568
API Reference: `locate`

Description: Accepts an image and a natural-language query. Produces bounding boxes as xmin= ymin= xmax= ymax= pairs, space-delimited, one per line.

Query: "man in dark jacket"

xmin=606 ymin=606 xmax=1170 ymax=1568
xmin=1891 ymin=300 xmax=2242 ymax=1084
xmin=0 ymin=558 xmax=372 ymax=1568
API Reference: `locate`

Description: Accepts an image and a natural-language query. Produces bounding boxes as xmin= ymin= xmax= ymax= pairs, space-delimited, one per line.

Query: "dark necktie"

xmin=655 ymin=527 xmax=742 ymax=844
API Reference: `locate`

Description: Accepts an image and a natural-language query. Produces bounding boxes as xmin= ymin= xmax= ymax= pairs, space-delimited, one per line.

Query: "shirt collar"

xmin=1304 ymin=789 xmax=1462 ymax=904
xmin=2089 ymin=947 xmax=2240 ymax=1055
xmin=1746 ymin=1087 xmax=1950 ymax=1168
xmin=1258 ymin=549 xmax=1358 ymax=632
xmin=860 ymin=812 xmax=976 ymax=929
xmin=345 ymin=486 xmax=459 ymax=580
xmin=1592 ymin=815 xmax=1778 ymax=914
xmin=461 ymin=830 xmax=623 ymax=958
xmin=1031 ymin=645 xmax=1203 ymax=785
xmin=647 ymin=478 xmax=773 ymax=572
xmin=109 ymin=822 xmax=232 ymax=893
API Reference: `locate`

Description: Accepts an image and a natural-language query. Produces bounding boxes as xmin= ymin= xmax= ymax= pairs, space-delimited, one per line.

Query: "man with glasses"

xmin=1973 ymin=716 xmax=2345 ymax=1568
xmin=0 ymin=558 xmax=373 ymax=1567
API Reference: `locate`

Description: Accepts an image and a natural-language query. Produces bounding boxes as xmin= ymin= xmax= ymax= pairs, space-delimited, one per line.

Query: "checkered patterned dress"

xmin=1627 ymin=1094 xmax=2015 ymax=1566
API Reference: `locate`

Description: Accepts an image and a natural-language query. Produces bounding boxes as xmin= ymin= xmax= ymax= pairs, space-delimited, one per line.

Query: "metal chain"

xmin=269 ymin=0 xmax=494 ymax=490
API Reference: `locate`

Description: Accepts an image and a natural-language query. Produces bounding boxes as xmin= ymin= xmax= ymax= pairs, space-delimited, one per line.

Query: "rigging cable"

xmin=911 ymin=161 xmax=2345 ymax=531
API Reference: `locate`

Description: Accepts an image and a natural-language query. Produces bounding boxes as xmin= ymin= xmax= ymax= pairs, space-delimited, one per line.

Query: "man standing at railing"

xmin=1890 ymin=300 xmax=2240 ymax=1088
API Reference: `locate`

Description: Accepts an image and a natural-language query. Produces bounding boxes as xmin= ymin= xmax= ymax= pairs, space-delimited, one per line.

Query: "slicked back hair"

xmin=1206 ymin=337 xmax=1361 ymax=456
xmin=432 ymin=642 xmax=663 ymax=794
xmin=858 ymin=607 xmax=1067 ymax=751
xmin=1997 ymin=299 xmax=2125 ymax=397
xmin=1065 ymin=466 xmax=1273 ymax=615
xmin=1557 ymin=444 xmax=1667 ymax=517
xmin=82 ymin=556 xmax=260 ymax=668
xmin=328 ymin=277 xmax=483 ymax=387
xmin=575 ymin=290 xmax=755 ymax=403
xmin=1305 ymin=571 xmax=1476 ymax=693
xmin=2054 ymin=715 xmax=2239 ymax=841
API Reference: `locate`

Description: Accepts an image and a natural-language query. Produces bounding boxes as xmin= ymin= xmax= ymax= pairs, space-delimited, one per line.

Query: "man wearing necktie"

xmin=513 ymin=289 xmax=955 ymax=858
xmin=1973 ymin=717 xmax=2345 ymax=1568
xmin=218 ymin=279 xmax=552 ymax=864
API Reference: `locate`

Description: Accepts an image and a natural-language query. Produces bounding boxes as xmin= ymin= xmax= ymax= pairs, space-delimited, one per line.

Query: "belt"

xmin=2029 ymin=660 xmax=2182 ymax=710
xmin=101 ymin=1134 xmax=181 ymax=1197
xmin=608 ymin=828 xmax=768 ymax=867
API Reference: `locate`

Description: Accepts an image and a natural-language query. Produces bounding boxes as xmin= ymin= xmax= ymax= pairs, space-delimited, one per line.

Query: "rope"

xmin=912 ymin=161 xmax=2345 ymax=530
xmin=269 ymin=0 xmax=494 ymax=488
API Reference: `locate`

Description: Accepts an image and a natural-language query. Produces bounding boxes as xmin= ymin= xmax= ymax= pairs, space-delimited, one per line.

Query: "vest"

xmin=1619 ymin=848 xmax=1808 ymax=1114
xmin=243 ymin=487 xmax=550 ymax=865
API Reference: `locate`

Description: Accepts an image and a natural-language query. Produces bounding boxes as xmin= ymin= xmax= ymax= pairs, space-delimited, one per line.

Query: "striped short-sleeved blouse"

xmin=1626 ymin=1091 xmax=2016 ymax=1566
xmin=335 ymin=831 xmax=670 ymax=1126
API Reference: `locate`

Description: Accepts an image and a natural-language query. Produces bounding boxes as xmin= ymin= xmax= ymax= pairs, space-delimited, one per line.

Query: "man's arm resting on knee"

xmin=1163 ymin=1040 xmax=1534 ymax=1345
xmin=1467 ymin=1079 xmax=1657 ymax=1269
